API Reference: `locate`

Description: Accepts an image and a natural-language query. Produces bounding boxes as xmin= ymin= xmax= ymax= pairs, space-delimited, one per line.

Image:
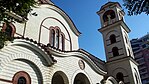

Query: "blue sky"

xmin=52 ymin=0 xmax=149 ymax=61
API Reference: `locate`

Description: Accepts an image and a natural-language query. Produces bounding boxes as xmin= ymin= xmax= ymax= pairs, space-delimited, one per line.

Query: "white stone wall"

xmin=14 ymin=4 xmax=79 ymax=51
xmin=49 ymin=56 xmax=104 ymax=84
xmin=0 ymin=43 xmax=52 ymax=84
xmin=0 ymin=41 xmax=104 ymax=84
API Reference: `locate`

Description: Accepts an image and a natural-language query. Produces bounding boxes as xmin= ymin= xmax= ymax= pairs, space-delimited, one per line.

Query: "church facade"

xmin=0 ymin=0 xmax=142 ymax=84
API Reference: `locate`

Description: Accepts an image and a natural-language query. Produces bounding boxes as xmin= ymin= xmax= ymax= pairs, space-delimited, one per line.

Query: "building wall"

xmin=14 ymin=4 xmax=80 ymax=51
xmin=131 ymin=34 xmax=149 ymax=84
xmin=0 ymin=40 xmax=105 ymax=84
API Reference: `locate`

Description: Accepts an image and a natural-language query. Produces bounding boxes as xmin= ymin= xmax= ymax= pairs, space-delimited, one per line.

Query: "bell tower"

xmin=97 ymin=2 xmax=142 ymax=84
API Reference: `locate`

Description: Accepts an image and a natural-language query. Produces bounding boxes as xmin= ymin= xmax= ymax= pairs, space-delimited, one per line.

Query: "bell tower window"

xmin=116 ymin=72 xmax=124 ymax=82
xmin=110 ymin=34 xmax=116 ymax=44
xmin=103 ymin=10 xmax=116 ymax=22
xmin=112 ymin=47 xmax=119 ymax=57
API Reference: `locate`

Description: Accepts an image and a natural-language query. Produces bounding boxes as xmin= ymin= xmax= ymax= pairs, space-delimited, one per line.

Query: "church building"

xmin=0 ymin=0 xmax=142 ymax=84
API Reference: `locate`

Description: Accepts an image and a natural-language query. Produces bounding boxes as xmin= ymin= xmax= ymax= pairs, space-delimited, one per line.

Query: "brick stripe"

xmin=0 ymin=78 xmax=12 ymax=83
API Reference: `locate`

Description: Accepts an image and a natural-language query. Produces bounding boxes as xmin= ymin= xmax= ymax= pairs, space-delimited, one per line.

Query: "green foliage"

xmin=0 ymin=0 xmax=36 ymax=49
xmin=0 ymin=0 xmax=36 ymax=22
xmin=123 ymin=0 xmax=149 ymax=15
xmin=0 ymin=30 xmax=13 ymax=49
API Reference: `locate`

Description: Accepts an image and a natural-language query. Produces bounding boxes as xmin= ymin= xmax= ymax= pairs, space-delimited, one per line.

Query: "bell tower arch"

xmin=97 ymin=2 xmax=142 ymax=84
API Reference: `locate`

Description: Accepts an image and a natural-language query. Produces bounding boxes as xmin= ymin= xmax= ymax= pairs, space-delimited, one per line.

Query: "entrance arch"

xmin=74 ymin=73 xmax=90 ymax=84
xmin=52 ymin=71 xmax=69 ymax=84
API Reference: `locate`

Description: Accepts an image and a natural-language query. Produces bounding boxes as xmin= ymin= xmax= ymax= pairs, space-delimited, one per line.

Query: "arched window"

xmin=103 ymin=10 xmax=116 ymax=22
xmin=112 ymin=47 xmax=119 ymax=56
xmin=61 ymin=34 xmax=65 ymax=51
xmin=59 ymin=33 xmax=65 ymax=51
xmin=49 ymin=27 xmax=65 ymax=51
xmin=2 ymin=23 xmax=16 ymax=37
xmin=110 ymin=34 xmax=116 ymax=44
xmin=116 ymin=72 xmax=124 ymax=82
xmin=56 ymin=29 xmax=59 ymax=48
xmin=52 ymin=71 xmax=69 ymax=84
xmin=18 ymin=76 xmax=26 ymax=84
xmin=13 ymin=71 xmax=31 ymax=84
xmin=50 ymin=29 xmax=55 ymax=47
xmin=74 ymin=73 xmax=90 ymax=84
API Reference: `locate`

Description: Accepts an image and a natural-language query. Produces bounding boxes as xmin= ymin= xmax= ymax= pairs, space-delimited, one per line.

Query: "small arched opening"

xmin=116 ymin=72 xmax=124 ymax=82
xmin=12 ymin=71 xmax=31 ymax=84
xmin=103 ymin=10 xmax=116 ymax=22
xmin=110 ymin=34 xmax=116 ymax=44
xmin=112 ymin=47 xmax=119 ymax=57
xmin=55 ymin=29 xmax=60 ymax=48
xmin=18 ymin=76 xmax=26 ymax=84
xmin=74 ymin=73 xmax=90 ymax=84
xmin=60 ymin=33 xmax=65 ymax=51
xmin=52 ymin=71 xmax=69 ymax=84
xmin=2 ymin=23 xmax=16 ymax=37
xmin=50 ymin=29 xmax=55 ymax=47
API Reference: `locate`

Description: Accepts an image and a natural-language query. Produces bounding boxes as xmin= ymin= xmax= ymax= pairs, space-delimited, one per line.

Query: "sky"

xmin=51 ymin=0 xmax=149 ymax=61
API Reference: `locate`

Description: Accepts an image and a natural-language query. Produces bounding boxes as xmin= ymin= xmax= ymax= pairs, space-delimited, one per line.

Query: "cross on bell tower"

xmin=97 ymin=2 xmax=142 ymax=84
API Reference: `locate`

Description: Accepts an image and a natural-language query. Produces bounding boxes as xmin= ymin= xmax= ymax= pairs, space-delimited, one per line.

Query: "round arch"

xmin=73 ymin=73 xmax=90 ymax=84
xmin=112 ymin=67 xmax=129 ymax=83
xmin=103 ymin=10 xmax=116 ymax=22
xmin=52 ymin=71 xmax=69 ymax=84
xmin=0 ymin=40 xmax=54 ymax=83
xmin=12 ymin=71 xmax=31 ymax=84
xmin=9 ymin=39 xmax=54 ymax=66
xmin=39 ymin=17 xmax=73 ymax=51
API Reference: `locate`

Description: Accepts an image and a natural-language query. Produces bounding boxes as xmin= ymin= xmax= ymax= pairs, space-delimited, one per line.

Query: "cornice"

xmin=98 ymin=20 xmax=131 ymax=33
xmin=49 ymin=48 xmax=107 ymax=75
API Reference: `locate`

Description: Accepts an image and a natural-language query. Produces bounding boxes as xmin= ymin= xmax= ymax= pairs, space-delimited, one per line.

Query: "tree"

xmin=0 ymin=0 xmax=36 ymax=23
xmin=123 ymin=0 xmax=149 ymax=15
xmin=0 ymin=0 xmax=36 ymax=49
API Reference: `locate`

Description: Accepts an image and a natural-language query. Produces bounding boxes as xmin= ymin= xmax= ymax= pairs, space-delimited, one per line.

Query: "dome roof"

xmin=38 ymin=0 xmax=54 ymax=5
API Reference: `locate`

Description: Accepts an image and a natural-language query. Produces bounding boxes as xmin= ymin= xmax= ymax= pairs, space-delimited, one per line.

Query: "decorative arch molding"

xmin=49 ymin=49 xmax=107 ymax=75
xmin=12 ymin=71 xmax=31 ymax=84
xmin=0 ymin=55 xmax=50 ymax=83
xmin=106 ymin=30 xmax=119 ymax=39
xmin=112 ymin=67 xmax=129 ymax=82
xmin=14 ymin=59 xmax=43 ymax=84
xmin=39 ymin=17 xmax=72 ymax=50
xmin=112 ymin=67 xmax=128 ymax=76
xmin=8 ymin=39 xmax=54 ymax=66
xmin=38 ymin=4 xmax=81 ymax=36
